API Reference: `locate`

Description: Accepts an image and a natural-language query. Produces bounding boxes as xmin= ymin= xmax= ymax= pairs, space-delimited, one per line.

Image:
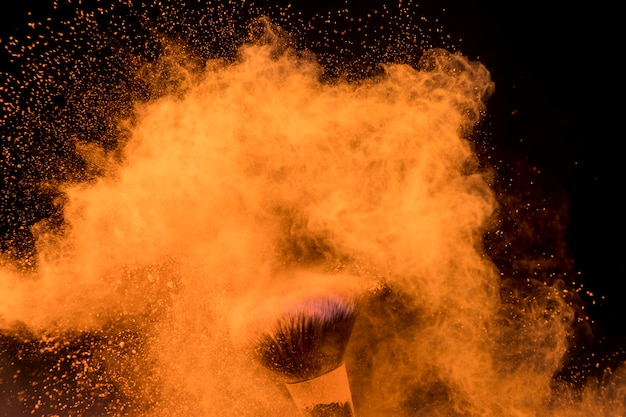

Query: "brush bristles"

xmin=255 ymin=296 xmax=357 ymax=383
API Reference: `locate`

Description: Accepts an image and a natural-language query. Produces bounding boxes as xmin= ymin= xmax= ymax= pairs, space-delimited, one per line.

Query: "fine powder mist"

xmin=0 ymin=13 xmax=624 ymax=417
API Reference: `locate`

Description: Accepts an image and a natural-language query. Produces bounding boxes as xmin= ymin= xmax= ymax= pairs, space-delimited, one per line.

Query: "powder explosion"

xmin=0 ymin=1 xmax=624 ymax=417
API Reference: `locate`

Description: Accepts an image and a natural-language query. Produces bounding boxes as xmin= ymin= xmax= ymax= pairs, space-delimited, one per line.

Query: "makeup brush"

xmin=254 ymin=294 xmax=358 ymax=417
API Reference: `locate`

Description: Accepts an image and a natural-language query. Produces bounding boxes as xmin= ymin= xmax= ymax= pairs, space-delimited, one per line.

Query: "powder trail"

xmin=0 ymin=5 xmax=623 ymax=417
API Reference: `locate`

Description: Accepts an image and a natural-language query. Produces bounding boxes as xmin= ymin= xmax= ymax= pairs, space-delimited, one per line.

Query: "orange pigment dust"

xmin=0 ymin=16 xmax=624 ymax=417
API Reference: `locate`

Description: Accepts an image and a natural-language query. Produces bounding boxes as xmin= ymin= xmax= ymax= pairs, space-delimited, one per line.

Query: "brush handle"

xmin=285 ymin=363 xmax=356 ymax=417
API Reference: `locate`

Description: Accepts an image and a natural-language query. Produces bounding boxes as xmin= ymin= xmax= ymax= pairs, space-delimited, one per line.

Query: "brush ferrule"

xmin=285 ymin=362 xmax=355 ymax=417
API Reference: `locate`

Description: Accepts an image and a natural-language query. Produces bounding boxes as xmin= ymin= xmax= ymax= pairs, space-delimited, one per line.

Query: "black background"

xmin=444 ymin=2 xmax=625 ymax=367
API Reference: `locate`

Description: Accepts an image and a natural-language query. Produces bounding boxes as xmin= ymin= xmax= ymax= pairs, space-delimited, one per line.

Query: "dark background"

xmin=442 ymin=2 xmax=623 ymax=337
xmin=1 ymin=0 xmax=623 ymax=408
xmin=445 ymin=2 xmax=624 ymax=372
